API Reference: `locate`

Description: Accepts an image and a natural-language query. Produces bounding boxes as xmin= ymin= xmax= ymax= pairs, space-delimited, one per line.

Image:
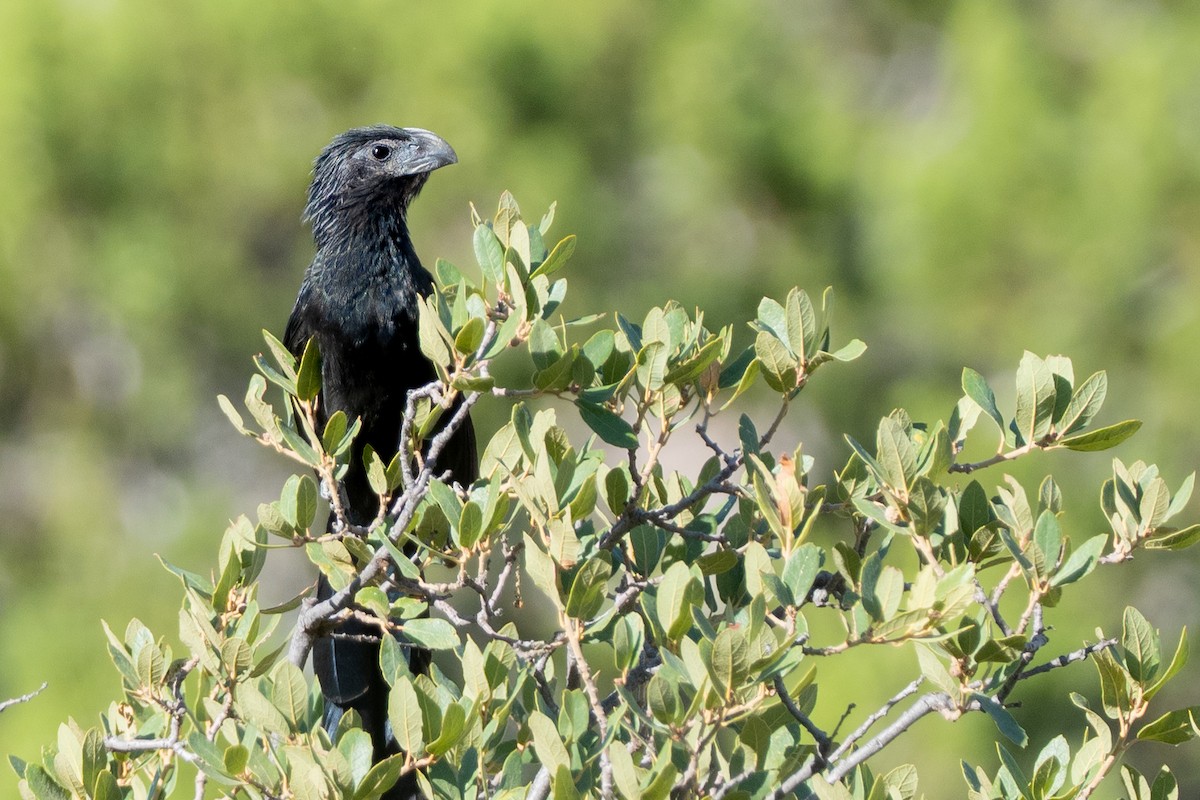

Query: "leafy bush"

xmin=15 ymin=195 xmax=1200 ymax=800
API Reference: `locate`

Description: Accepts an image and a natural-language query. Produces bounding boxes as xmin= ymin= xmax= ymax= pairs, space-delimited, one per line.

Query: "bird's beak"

xmin=398 ymin=128 xmax=458 ymax=176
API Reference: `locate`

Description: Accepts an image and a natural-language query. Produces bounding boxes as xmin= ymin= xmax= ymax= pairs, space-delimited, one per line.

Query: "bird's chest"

xmin=315 ymin=284 xmax=434 ymax=451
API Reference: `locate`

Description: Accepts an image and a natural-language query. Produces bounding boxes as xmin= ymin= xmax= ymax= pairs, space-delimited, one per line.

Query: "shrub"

xmin=16 ymin=195 xmax=1200 ymax=800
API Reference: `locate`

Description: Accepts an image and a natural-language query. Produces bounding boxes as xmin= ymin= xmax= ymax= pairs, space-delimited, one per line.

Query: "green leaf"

xmin=1050 ymin=534 xmax=1107 ymax=587
xmin=915 ymin=644 xmax=959 ymax=697
xmin=608 ymin=742 xmax=641 ymax=800
xmin=576 ymin=401 xmax=638 ymax=449
xmin=237 ymin=682 xmax=290 ymax=734
xmin=1151 ymin=767 xmax=1179 ymax=800
xmin=1014 ymin=352 xmax=1056 ymax=444
xmin=425 ymin=702 xmax=466 ymax=757
xmin=401 ymin=618 xmax=460 ymax=651
xmin=217 ymin=394 xmax=248 ymax=434
xmin=1095 ymin=648 xmax=1132 ymax=719
xmin=552 ymin=763 xmax=581 ymax=800
xmin=824 ymin=338 xmax=867 ymax=362
xmin=785 ymin=287 xmax=817 ymax=361
xmin=531 ymin=234 xmax=577 ymax=279
xmin=321 ymin=410 xmax=347 ymax=454
xmin=782 ymin=544 xmax=822 ymax=606
xmin=458 ymin=501 xmax=484 ymax=550
xmin=24 ymin=766 xmax=69 ymax=800
xmin=473 ymin=224 xmax=505 ymax=284
xmin=1123 ymin=606 xmax=1162 ymax=684
xmin=528 ymin=710 xmax=569 ymax=772
xmin=1145 ymin=524 xmax=1200 ymax=551
xmin=280 ymin=474 xmax=319 ymax=530
xmin=962 ymin=368 xmax=1004 ymax=432
xmin=720 ymin=356 xmax=760 ymax=410
xmin=1030 ymin=510 xmax=1063 ymax=581
xmin=973 ymin=693 xmax=1028 ymax=746
xmin=388 ymin=676 xmax=425 ymax=755
xmin=454 ymin=316 xmax=485 ymax=356
xmin=1166 ymin=473 xmax=1195 ymax=520
xmin=353 ymin=754 xmax=405 ymax=800
xmin=628 ymin=525 xmax=664 ymax=576
xmin=646 ymin=674 xmax=681 ymax=725
xmin=295 ymin=337 xmax=322 ymax=402
xmin=1147 ymin=628 xmax=1188 ymax=700
xmin=1058 ymin=371 xmax=1107 ymax=434
xmin=656 ymin=562 xmax=700 ymax=644
xmin=876 ymin=416 xmax=916 ymax=494
xmin=565 ymin=556 xmax=612 ymax=620
xmin=80 ymin=729 xmax=104 ymax=797
xmin=908 ymin=477 xmax=946 ymax=538
xmin=223 ymin=744 xmax=250 ymax=775
xmin=534 ymin=346 xmax=578 ymax=391
xmin=262 ymin=329 xmax=298 ymax=374
xmin=1031 ymin=735 xmax=1069 ymax=799
xmin=756 ymin=297 xmax=788 ymax=343
xmin=362 ymin=445 xmax=388 ymax=497
xmin=958 ymin=480 xmax=993 ymax=535
xmin=663 ymin=336 xmax=725 ymax=386
xmin=1137 ymin=707 xmax=1199 ymax=744
xmin=271 ymin=662 xmax=309 ymax=732
xmin=417 ymin=296 xmax=452 ymax=370
xmin=1057 ymin=420 xmax=1142 ymax=452
xmin=755 ymin=331 xmax=797 ymax=392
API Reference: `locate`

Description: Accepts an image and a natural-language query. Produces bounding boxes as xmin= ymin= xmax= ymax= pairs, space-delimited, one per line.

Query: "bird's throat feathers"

xmin=305 ymin=188 xmax=434 ymax=335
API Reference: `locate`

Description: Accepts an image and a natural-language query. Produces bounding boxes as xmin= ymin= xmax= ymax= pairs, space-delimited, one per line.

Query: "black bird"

xmin=284 ymin=126 xmax=476 ymax=795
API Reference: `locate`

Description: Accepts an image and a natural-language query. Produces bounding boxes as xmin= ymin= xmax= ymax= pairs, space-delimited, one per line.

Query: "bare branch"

xmin=949 ymin=440 xmax=1043 ymax=474
xmin=827 ymin=677 xmax=923 ymax=764
xmin=774 ymin=676 xmax=831 ymax=761
xmin=0 ymin=683 xmax=47 ymax=714
xmin=1018 ymin=638 xmax=1117 ymax=681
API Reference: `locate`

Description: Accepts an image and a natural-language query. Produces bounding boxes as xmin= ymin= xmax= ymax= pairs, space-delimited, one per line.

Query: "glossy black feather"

xmin=285 ymin=126 xmax=474 ymax=798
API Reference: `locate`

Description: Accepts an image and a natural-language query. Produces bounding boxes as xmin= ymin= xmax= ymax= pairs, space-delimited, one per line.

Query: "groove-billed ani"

xmin=284 ymin=126 xmax=476 ymax=796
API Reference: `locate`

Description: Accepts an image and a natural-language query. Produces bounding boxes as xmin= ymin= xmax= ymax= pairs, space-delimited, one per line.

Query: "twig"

xmin=822 ymin=692 xmax=967 ymax=785
xmin=709 ymin=768 xmax=757 ymax=799
xmin=0 ymin=683 xmax=46 ymax=714
xmin=563 ymin=615 xmax=614 ymax=799
xmin=996 ymin=604 xmax=1048 ymax=703
xmin=827 ymin=677 xmax=923 ymax=764
xmin=1018 ymin=639 xmax=1117 ymax=681
xmin=287 ymin=384 xmax=483 ymax=669
xmin=949 ymin=440 xmax=1043 ymax=474
xmin=105 ymin=659 xmax=200 ymax=764
xmin=774 ymin=676 xmax=831 ymax=761
xmin=973 ymin=579 xmax=1012 ymax=636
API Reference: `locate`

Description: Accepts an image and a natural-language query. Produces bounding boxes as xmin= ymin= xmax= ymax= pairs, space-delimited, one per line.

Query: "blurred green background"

xmin=2 ymin=1 xmax=1199 ymax=796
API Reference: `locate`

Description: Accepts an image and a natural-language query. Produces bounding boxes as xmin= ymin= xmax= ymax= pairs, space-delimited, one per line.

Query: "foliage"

xmin=15 ymin=197 xmax=1200 ymax=799
xmin=7 ymin=6 xmax=1200 ymax=789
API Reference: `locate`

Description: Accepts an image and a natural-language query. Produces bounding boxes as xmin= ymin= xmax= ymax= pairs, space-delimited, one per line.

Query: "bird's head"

xmin=304 ymin=125 xmax=457 ymax=243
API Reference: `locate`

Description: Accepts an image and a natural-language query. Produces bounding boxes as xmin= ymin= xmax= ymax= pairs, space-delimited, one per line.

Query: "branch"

xmin=996 ymin=604 xmax=1048 ymax=703
xmin=1017 ymin=638 xmax=1117 ymax=681
xmin=949 ymin=439 xmax=1044 ymax=474
xmin=827 ymin=677 xmax=923 ymax=764
xmin=562 ymin=615 xmax=614 ymax=799
xmin=287 ymin=384 xmax=483 ymax=669
xmin=773 ymin=676 xmax=831 ymax=761
xmin=0 ymin=683 xmax=47 ymax=714
xmin=105 ymin=659 xmax=199 ymax=765
xmin=598 ymin=395 xmax=789 ymax=550
xmin=824 ymin=692 xmax=966 ymax=784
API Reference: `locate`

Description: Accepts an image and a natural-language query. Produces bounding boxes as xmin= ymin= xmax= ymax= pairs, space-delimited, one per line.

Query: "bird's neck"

xmin=314 ymin=206 xmax=433 ymax=325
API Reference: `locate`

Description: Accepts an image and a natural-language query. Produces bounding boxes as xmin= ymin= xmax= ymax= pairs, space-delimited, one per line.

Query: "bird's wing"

xmin=444 ymin=412 xmax=479 ymax=487
xmin=284 ymin=281 xmax=316 ymax=358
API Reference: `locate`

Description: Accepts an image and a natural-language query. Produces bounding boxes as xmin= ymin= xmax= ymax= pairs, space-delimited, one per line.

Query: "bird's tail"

xmin=312 ymin=575 xmax=428 ymax=799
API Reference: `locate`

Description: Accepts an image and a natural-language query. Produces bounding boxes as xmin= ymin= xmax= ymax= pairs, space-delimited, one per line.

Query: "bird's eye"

xmin=370 ymin=144 xmax=391 ymax=160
